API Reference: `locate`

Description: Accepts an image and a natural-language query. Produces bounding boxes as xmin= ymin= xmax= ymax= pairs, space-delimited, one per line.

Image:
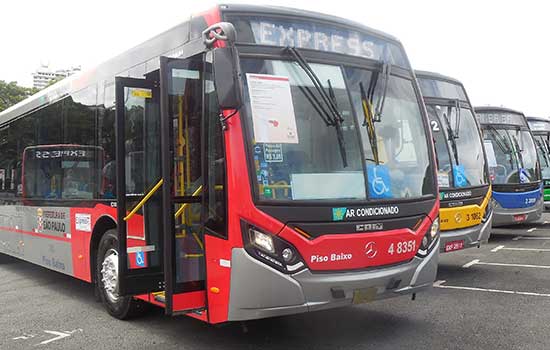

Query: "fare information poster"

xmin=246 ymin=74 xmax=299 ymax=144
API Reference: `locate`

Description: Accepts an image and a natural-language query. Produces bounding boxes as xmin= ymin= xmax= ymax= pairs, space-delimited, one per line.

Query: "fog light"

xmin=421 ymin=235 xmax=429 ymax=248
xmin=282 ymin=248 xmax=294 ymax=262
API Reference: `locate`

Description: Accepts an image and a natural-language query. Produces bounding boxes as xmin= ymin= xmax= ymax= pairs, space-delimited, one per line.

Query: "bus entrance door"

xmin=114 ymin=77 xmax=166 ymax=298
xmin=159 ymin=56 xmax=208 ymax=316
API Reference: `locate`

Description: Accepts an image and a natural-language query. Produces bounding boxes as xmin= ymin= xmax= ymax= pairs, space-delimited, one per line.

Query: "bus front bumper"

xmin=492 ymin=201 xmax=543 ymax=227
xmin=227 ymin=242 xmax=439 ymax=321
xmin=439 ymin=211 xmax=493 ymax=253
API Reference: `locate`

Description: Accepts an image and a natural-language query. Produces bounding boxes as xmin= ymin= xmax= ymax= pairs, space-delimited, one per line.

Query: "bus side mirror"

xmin=213 ymin=47 xmax=242 ymax=110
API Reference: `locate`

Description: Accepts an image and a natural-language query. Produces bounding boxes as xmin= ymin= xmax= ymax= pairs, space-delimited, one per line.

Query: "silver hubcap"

xmin=101 ymin=249 xmax=119 ymax=303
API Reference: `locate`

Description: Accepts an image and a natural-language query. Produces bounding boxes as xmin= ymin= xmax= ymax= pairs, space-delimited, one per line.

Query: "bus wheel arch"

xmin=90 ymin=216 xmax=116 ymax=289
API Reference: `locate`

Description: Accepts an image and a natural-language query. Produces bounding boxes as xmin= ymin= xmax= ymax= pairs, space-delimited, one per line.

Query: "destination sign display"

xmin=528 ymin=120 xmax=550 ymax=132
xmin=477 ymin=112 xmax=527 ymax=127
xmin=228 ymin=15 xmax=409 ymax=67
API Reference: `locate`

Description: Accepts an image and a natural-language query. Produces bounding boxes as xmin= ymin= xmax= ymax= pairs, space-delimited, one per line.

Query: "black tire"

xmin=96 ymin=229 xmax=149 ymax=319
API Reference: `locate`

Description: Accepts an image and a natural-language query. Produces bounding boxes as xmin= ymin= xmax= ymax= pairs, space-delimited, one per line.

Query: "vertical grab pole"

xmin=160 ymin=57 xmax=174 ymax=315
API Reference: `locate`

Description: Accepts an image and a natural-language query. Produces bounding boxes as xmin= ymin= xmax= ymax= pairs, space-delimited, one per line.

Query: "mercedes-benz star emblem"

xmin=365 ymin=242 xmax=377 ymax=259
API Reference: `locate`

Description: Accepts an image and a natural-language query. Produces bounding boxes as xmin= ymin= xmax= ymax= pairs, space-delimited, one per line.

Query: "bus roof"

xmin=415 ymin=70 xmax=464 ymax=87
xmin=527 ymin=116 xmax=550 ymax=123
xmin=474 ymin=106 xmax=525 ymax=116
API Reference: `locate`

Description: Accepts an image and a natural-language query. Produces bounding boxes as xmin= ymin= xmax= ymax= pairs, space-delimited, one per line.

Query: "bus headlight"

xmin=417 ymin=217 xmax=439 ymax=258
xmin=242 ymin=221 xmax=306 ymax=274
xmin=430 ymin=217 xmax=439 ymax=239
xmin=249 ymin=228 xmax=275 ymax=254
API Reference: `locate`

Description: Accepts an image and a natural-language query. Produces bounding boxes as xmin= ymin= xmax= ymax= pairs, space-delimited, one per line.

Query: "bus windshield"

xmin=23 ymin=146 xmax=103 ymax=199
xmin=426 ymin=105 xmax=488 ymax=189
xmin=482 ymin=126 xmax=540 ymax=184
xmin=532 ymin=134 xmax=550 ymax=180
xmin=240 ymin=58 xmax=432 ymax=201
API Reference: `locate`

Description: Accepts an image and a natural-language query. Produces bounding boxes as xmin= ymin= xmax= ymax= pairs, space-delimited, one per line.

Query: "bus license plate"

xmin=352 ymin=287 xmax=377 ymax=304
xmin=445 ymin=240 xmax=464 ymax=252
xmin=514 ymin=214 xmax=526 ymax=222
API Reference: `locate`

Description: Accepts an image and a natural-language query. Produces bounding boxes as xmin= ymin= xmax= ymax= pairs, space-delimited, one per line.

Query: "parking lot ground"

xmin=2 ymin=214 xmax=550 ymax=350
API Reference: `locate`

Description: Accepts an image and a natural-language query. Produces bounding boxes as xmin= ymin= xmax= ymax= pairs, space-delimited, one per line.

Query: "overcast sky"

xmin=1 ymin=0 xmax=548 ymax=116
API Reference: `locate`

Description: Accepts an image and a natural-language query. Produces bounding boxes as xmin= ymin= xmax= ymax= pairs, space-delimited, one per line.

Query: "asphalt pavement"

xmin=2 ymin=214 xmax=550 ymax=350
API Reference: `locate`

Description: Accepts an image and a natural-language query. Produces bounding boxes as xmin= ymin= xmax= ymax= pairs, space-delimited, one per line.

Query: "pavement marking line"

xmin=491 ymin=245 xmax=505 ymax=252
xmin=433 ymin=280 xmax=550 ymax=297
xmin=527 ymin=228 xmax=537 ymax=233
xmin=498 ymin=247 xmax=550 ymax=253
xmin=513 ymin=236 xmax=550 ymax=241
xmin=473 ymin=261 xmax=550 ymax=269
xmin=39 ymin=331 xmax=71 ymax=345
xmin=462 ymin=259 xmax=480 ymax=268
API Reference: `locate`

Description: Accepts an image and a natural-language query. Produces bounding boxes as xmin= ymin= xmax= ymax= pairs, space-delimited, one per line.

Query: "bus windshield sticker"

xmin=483 ymin=141 xmax=498 ymax=167
xmin=453 ymin=165 xmax=468 ymax=188
xmin=263 ymin=143 xmax=284 ymax=162
xmin=437 ymin=171 xmax=450 ymax=188
xmin=519 ymin=168 xmax=530 ymax=183
xmin=366 ymin=164 xmax=393 ymax=199
xmin=130 ymin=88 xmax=152 ymax=99
xmin=247 ymin=74 xmax=299 ymax=144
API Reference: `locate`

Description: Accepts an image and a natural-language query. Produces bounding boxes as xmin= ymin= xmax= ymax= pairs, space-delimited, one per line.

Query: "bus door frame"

xmin=115 ymin=76 xmax=165 ymax=296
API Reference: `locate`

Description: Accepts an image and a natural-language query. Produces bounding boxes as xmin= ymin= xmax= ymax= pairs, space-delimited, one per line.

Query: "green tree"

xmin=0 ymin=81 xmax=39 ymax=113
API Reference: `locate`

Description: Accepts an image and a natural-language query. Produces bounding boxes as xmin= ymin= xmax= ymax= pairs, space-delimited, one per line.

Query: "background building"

xmin=31 ymin=64 xmax=81 ymax=89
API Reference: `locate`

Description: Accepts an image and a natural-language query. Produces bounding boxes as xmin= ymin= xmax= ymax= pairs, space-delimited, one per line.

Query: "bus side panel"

xmin=0 ymin=205 xmax=74 ymax=277
xmin=69 ymin=204 xmax=119 ymax=282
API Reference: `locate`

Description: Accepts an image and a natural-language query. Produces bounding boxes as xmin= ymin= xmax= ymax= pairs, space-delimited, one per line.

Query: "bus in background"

xmin=0 ymin=4 xmax=440 ymax=323
xmin=416 ymin=71 xmax=492 ymax=253
xmin=527 ymin=116 xmax=550 ymax=210
xmin=476 ymin=107 xmax=543 ymax=226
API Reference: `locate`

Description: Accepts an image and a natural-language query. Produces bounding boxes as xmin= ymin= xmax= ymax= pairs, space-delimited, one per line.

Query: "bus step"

xmin=153 ymin=292 xmax=166 ymax=304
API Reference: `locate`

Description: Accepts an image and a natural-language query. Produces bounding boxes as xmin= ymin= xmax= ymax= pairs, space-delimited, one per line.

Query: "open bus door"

xmin=115 ymin=55 xmax=209 ymax=316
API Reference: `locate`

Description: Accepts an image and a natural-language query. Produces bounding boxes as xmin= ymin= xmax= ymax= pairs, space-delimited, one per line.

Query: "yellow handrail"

xmin=124 ymin=179 xmax=164 ymax=221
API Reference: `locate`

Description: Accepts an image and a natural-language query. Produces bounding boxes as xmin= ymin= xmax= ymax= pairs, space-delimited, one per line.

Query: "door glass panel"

xmin=164 ymin=58 xmax=205 ymax=287
xmin=123 ymin=85 xmax=162 ymax=269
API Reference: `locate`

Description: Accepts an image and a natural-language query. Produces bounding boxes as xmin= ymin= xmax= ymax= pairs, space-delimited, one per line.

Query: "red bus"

xmin=0 ymin=4 xmax=440 ymax=323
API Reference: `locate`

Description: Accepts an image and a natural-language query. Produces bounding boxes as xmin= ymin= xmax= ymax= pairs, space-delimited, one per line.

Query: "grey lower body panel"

xmin=227 ymin=243 xmax=439 ymax=321
xmin=492 ymin=202 xmax=543 ymax=227
xmin=439 ymin=212 xmax=493 ymax=253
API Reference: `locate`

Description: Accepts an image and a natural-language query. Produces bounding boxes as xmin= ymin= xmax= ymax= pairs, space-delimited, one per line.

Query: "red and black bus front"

xmin=215 ymin=6 xmax=441 ymax=320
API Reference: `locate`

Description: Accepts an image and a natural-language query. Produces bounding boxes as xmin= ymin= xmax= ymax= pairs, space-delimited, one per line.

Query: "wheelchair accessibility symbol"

xmin=453 ymin=165 xmax=468 ymax=188
xmin=135 ymin=251 xmax=145 ymax=267
xmin=367 ymin=165 xmax=392 ymax=199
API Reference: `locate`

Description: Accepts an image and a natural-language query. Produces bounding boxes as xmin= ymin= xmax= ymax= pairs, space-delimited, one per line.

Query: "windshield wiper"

xmin=486 ymin=126 xmax=515 ymax=169
xmin=441 ymin=107 xmax=460 ymax=166
xmin=286 ymin=46 xmax=348 ymax=167
xmin=511 ymin=135 xmax=525 ymax=168
xmin=360 ymin=82 xmax=380 ymax=164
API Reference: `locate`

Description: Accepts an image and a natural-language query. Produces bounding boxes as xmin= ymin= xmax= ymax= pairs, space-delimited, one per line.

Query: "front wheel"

xmin=96 ymin=229 xmax=149 ymax=319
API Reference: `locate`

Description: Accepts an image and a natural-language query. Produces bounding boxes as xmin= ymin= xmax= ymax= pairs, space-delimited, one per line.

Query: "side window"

xmin=99 ymin=83 xmax=117 ymax=198
xmin=204 ymin=70 xmax=226 ymax=237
